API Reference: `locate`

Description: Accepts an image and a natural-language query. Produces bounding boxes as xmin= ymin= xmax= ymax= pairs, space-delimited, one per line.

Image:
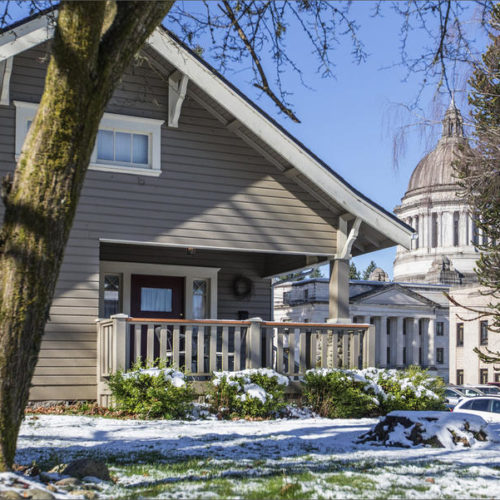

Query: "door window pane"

xmin=97 ymin=130 xmax=114 ymax=161
xmin=103 ymin=274 xmax=121 ymax=318
xmin=115 ymin=132 xmax=132 ymax=163
xmin=141 ymin=287 xmax=172 ymax=312
xmin=193 ymin=279 xmax=208 ymax=319
xmin=133 ymin=134 xmax=149 ymax=164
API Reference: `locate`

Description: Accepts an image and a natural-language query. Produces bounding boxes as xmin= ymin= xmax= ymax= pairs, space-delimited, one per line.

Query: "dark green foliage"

xmin=303 ymin=370 xmax=378 ymax=418
xmin=208 ymin=369 xmax=288 ymax=419
xmin=349 ymin=263 xmax=361 ymax=280
xmin=455 ymin=4 xmax=500 ymax=345
xmin=374 ymin=366 xmax=446 ymax=413
xmin=362 ymin=261 xmax=377 ymax=280
xmin=303 ymin=367 xmax=446 ymax=418
xmin=108 ymin=360 xmax=195 ymax=419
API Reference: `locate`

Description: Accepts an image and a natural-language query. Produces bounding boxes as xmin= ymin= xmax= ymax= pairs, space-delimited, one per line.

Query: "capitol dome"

xmin=406 ymin=98 xmax=467 ymax=194
xmin=393 ymin=98 xmax=479 ymax=285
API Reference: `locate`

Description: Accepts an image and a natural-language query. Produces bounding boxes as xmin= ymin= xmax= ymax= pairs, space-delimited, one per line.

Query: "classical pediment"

xmin=350 ymin=284 xmax=441 ymax=308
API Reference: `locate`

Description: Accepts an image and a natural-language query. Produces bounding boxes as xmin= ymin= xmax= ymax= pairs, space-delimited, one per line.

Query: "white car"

xmin=472 ymin=385 xmax=500 ymax=396
xmin=453 ymin=396 xmax=500 ymax=423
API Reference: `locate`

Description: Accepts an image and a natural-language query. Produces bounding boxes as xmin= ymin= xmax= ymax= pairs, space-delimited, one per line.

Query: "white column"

xmin=396 ymin=317 xmax=404 ymax=367
xmin=412 ymin=318 xmax=420 ymax=365
xmin=379 ymin=316 xmax=388 ymax=367
xmin=427 ymin=318 xmax=435 ymax=366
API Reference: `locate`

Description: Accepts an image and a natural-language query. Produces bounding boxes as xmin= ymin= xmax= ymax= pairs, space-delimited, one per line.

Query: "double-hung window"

xmin=14 ymin=101 xmax=164 ymax=176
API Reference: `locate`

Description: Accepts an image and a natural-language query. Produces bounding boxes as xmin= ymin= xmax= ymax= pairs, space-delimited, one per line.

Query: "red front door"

xmin=130 ymin=274 xmax=184 ymax=319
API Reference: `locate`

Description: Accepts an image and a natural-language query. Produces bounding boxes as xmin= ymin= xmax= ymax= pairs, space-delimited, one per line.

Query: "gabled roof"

xmin=350 ymin=283 xmax=443 ymax=308
xmin=0 ymin=10 xmax=413 ymax=254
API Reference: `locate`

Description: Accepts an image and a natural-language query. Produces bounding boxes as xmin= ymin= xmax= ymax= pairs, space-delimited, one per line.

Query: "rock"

xmin=27 ymin=488 xmax=56 ymax=500
xmin=45 ymin=484 xmax=57 ymax=492
xmin=48 ymin=464 xmax=67 ymax=474
xmin=1 ymin=491 xmax=23 ymax=500
xmin=81 ymin=476 xmax=103 ymax=484
xmin=358 ymin=411 xmax=489 ymax=448
xmin=55 ymin=477 xmax=81 ymax=487
xmin=69 ymin=489 xmax=98 ymax=499
xmin=39 ymin=472 xmax=54 ymax=484
xmin=24 ymin=465 xmax=40 ymax=477
xmin=63 ymin=460 xmax=110 ymax=482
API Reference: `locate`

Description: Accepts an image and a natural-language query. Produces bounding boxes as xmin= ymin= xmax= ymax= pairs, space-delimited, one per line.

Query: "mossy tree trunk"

xmin=0 ymin=0 xmax=173 ymax=470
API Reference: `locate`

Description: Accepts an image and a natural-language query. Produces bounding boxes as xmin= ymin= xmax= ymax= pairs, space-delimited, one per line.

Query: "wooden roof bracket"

xmin=335 ymin=216 xmax=362 ymax=260
xmin=0 ymin=57 xmax=13 ymax=105
xmin=168 ymin=70 xmax=189 ymax=128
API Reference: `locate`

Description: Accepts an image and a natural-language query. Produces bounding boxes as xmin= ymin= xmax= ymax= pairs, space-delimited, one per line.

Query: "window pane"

xmin=492 ymin=400 xmax=500 ymax=414
xmin=97 ymin=130 xmax=114 ymax=161
xmin=141 ymin=287 xmax=172 ymax=312
xmin=103 ymin=274 xmax=121 ymax=318
xmin=193 ymin=280 xmax=208 ymax=319
xmin=133 ymin=134 xmax=149 ymax=164
xmin=471 ymin=399 xmax=489 ymax=411
xmin=115 ymin=132 xmax=132 ymax=163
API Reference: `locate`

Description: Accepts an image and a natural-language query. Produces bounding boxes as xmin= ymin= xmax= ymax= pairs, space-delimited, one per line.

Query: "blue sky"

xmin=5 ymin=1 xmax=486 ymax=277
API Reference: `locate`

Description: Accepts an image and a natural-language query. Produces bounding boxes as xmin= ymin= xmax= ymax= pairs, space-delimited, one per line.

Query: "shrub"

xmin=303 ymin=366 xmax=446 ymax=418
xmin=108 ymin=360 xmax=195 ymax=419
xmin=302 ymin=369 xmax=379 ymax=418
xmin=208 ymin=368 xmax=288 ymax=419
xmin=371 ymin=366 xmax=446 ymax=413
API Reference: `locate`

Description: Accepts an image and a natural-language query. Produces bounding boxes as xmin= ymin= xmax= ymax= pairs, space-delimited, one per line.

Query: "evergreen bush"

xmin=303 ymin=366 xmax=445 ymax=418
xmin=208 ymin=368 xmax=288 ymax=419
xmin=108 ymin=360 xmax=195 ymax=419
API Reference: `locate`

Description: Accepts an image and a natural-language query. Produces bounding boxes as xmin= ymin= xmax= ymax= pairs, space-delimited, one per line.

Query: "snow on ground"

xmin=12 ymin=414 xmax=500 ymax=498
xmin=16 ymin=414 xmax=500 ymax=465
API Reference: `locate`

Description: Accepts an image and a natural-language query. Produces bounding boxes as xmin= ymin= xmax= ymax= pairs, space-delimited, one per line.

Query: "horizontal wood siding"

xmin=0 ymin=42 xmax=339 ymax=400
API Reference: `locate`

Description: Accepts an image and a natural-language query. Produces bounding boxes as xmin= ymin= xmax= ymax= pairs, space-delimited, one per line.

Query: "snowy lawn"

xmin=13 ymin=414 xmax=500 ymax=499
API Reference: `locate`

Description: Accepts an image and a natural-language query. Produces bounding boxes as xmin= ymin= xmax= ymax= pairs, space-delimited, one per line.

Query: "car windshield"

xmin=458 ymin=387 xmax=483 ymax=397
xmin=481 ymin=387 xmax=500 ymax=395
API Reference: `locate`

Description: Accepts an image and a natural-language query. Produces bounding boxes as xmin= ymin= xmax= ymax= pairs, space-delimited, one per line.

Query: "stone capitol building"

xmin=274 ymin=99 xmax=484 ymax=383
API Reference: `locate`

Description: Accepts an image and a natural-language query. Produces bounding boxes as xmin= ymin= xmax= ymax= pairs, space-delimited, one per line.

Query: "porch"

xmin=96 ymin=316 xmax=375 ymax=405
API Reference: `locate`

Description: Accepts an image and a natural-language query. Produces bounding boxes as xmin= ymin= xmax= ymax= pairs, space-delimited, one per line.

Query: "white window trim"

xmin=100 ymin=261 xmax=220 ymax=320
xmin=14 ymin=101 xmax=164 ymax=176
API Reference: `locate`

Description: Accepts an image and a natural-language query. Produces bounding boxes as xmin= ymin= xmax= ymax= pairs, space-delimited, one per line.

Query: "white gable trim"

xmin=148 ymin=30 xmax=411 ymax=249
xmin=0 ymin=15 xmax=53 ymax=60
xmin=0 ymin=14 xmax=412 ymax=249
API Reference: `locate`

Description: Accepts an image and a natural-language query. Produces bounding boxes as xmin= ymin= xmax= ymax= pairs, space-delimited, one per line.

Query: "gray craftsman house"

xmin=0 ymin=11 xmax=412 ymax=403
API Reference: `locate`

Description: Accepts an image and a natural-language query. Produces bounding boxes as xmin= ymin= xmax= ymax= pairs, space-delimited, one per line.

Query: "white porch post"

xmin=328 ymin=257 xmax=350 ymax=322
xmin=396 ymin=317 xmax=404 ymax=367
xmin=328 ymin=216 xmax=361 ymax=323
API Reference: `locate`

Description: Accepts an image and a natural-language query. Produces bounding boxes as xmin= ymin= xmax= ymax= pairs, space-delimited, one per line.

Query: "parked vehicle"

xmin=444 ymin=386 xmax=485 ymax=409
xmin=455 ymin=386 xmax=486 ymax=397
xmin=472 ymin=385 xmax=500 ymax=395
xmin=453 ymin=396 xmax=500 ymax=423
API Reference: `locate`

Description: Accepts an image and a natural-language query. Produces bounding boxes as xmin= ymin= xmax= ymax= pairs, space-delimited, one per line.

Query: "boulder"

xmin=63 ymin=459 xmax=110 ymax=482
xmin=27 ymin=488 xmax=56 ymax=500
xmin=358 ymin=410 xmax=489 ymax=448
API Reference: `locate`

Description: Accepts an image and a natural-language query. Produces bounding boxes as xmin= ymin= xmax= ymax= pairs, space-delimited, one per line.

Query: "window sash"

xmin=97 ymin=129 xmax=150 ymax=167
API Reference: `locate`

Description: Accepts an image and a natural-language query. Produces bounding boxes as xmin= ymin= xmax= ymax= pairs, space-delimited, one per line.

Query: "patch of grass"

xmin=324 ymin=472 xmax=376 ymax=490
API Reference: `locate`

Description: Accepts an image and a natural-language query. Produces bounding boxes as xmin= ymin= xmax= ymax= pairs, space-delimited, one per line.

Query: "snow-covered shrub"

xmin=373 ymin=366 xmax=446 ymax=413
xmin=208 ymin=368 xmax=288 ymax=419
xmin=302 ymin=369 xmax=379 ymax=418
xmin=303 ymin=366 xmax=445 ymax=418
xmin=108 ymin=360 xmax=195 ymax=419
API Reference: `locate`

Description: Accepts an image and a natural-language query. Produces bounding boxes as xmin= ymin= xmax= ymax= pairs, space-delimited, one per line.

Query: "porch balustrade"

xmin=96 ymin=315 xmax=375 ymax=404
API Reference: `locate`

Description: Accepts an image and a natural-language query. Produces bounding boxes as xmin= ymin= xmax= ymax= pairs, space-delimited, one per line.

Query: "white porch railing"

xmin=96 ymin=315 xmax=375 ymax=405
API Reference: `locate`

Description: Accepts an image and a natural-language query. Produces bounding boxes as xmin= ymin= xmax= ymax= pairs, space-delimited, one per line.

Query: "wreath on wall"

xmin=232 ymin=275 xmax=253 ymax=299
